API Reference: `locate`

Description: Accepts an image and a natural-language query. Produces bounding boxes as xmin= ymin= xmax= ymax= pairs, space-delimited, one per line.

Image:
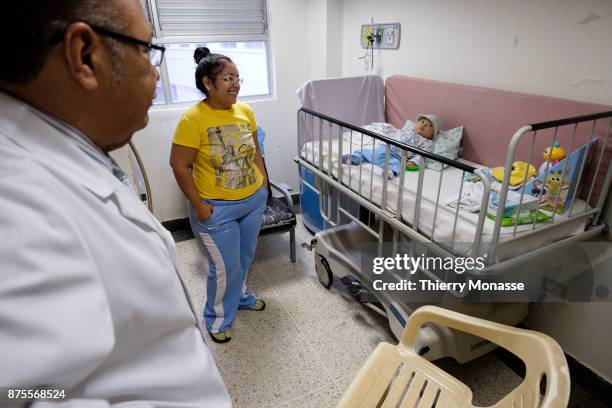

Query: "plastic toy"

xmin=532 ymin=168 xmax=571 ymax=212
xmin=539 ymin=141 xmax=567 ymax=174
xmin=522 ymin=140 xmax=594 ymax=214
xmin=486 ymin=209 xmax=551 ymax=227
xmin=491 ymin=161 xmax=537 ymax=186
xmin=543 ymin=141 xmax=566 ymax=163
xmin=406 ymin=162 xmax=420 ymax=172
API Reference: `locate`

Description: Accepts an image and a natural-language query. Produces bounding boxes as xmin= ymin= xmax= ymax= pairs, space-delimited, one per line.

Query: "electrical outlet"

xmin=361 ymin=23 xmax=400 ymax=49
xmin=385 ymin=27 xmax=394 ymax=45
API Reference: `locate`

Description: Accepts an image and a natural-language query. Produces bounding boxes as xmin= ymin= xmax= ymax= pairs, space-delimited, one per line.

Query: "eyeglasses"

xmin=50 ymin=22 xmax=166 ymax=67
xmin=217 ymin=76 xmax=244 ymax=85
xmin=90 ymin=25 xmax=165 ymax=67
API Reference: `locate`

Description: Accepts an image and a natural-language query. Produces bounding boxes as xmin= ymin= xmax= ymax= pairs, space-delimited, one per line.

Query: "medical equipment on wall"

xmin=359 ymin=19 xmax=401 ymax=70
xmin=358 ymin=19 xmax=377 ymax=70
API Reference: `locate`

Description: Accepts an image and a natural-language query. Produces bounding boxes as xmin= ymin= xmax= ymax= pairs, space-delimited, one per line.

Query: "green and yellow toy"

xmin=406 ymin=162 xmax=420 ymax=172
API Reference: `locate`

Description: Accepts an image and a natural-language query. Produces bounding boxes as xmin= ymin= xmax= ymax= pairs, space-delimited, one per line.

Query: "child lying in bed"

xmin=342 ymin=114 xmax=441 ymax=178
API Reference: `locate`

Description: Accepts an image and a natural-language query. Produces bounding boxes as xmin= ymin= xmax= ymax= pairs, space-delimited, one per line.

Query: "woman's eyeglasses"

xmin=218 ymin=76 xmax=244 ymax=85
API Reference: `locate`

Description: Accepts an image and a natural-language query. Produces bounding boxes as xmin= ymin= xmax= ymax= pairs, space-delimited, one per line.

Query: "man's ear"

xmin=63 ymin=22 xmax=103 ymax=91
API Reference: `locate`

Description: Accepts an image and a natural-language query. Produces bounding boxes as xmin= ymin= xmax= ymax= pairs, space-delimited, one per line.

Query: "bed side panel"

xmin=297 ymin=75 xmax=385 ymax=125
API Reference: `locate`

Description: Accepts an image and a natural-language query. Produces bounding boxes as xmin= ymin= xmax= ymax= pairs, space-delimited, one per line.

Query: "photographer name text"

xmin=372 ymin=279 xmax=525 ymax=292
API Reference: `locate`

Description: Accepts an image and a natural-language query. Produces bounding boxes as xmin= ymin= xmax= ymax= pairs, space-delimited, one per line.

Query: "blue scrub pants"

xmin=188 ymin=187 xmax=267 ymax=333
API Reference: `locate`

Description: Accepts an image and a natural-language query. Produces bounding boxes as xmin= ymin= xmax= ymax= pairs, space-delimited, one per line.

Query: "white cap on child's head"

xmin=416 ymin=114 xmax=442 ymax=136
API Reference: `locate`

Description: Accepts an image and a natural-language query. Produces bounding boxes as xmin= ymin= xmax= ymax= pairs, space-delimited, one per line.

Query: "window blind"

xmin=152 ymin=0 xmax=268 ymax=40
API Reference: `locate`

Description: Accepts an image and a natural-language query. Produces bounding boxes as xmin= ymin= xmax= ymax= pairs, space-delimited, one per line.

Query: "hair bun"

xmin=194 ymin=47 xmax=211 ymax=64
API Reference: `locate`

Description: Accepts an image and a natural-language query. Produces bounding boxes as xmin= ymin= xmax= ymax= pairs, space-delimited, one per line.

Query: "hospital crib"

xmin=296 ymin=105 xmax=612 ymax=364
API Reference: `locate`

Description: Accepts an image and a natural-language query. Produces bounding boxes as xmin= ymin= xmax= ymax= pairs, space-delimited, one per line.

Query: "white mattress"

xmin=301 ymin=134 xmax=589 ymax=259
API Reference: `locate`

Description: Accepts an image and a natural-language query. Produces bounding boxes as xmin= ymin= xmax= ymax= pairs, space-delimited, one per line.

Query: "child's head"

xmin=414 ymin=114 xmax=442 ymax=139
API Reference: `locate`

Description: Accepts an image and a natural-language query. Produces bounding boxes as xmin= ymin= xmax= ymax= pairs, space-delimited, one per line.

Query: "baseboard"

xmin=493 ymin=328 xmax=612 ymax=405
xmin=563 ymin=352 xmax=612 ymax=404
xmin=161 ymin=218 xmax=190 ymax=232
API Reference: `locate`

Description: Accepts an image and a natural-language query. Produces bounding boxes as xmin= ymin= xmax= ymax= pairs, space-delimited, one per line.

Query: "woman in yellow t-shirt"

xmin=170 ymin=47 xmax=268 ymax=343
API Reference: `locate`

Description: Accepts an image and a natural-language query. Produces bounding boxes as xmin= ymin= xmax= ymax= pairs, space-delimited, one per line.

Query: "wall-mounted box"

xmin=361 ymin=23 xmax=400 ymax=49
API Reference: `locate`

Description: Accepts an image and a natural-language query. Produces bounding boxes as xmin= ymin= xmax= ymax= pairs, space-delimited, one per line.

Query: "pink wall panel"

xmin=384 ymin=75 xmax=612 ymax=204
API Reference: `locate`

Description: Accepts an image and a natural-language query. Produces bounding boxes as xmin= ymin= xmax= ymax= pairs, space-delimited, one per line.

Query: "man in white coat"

xmin=0 ymin=1 xmax=231 ymax=406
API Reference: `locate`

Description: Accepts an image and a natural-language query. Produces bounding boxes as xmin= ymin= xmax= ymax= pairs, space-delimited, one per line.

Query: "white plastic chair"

xmin=338 ymin=305 xmax=570 ymax=408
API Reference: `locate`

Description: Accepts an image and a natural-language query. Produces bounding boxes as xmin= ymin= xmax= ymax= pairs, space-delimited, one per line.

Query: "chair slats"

xmin=361 ymin=360 xmax=404 ymax=407
xmin=417 ymin=380 xmax=441 ymax=408
xmin=381 ymin=366 xmax=416 ymax=408
xmin=344 ymin=347 xmax=400 ymax=405
xmin=399 ymin=372 xmax=427 ymax=408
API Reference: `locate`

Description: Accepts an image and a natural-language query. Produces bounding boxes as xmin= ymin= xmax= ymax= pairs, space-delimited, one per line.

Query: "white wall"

xmin=307 ymin=0 xmax=344 ymax=79
xmin=340 ymin=0 xmax=612 ymax=383
xmin=342 ymin=0 xmax=612 ymax=105
xmin=131 ymin=0 xmax=327 ymax=222
xmin=326 ymin=0 xmax=344 ymax=77
xmin=307 ymin=0 xmax=328 ymax=80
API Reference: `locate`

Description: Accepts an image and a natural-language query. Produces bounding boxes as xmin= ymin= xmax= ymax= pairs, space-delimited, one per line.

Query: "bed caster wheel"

xmin=316 ymin=255 xmax=333 ymax=289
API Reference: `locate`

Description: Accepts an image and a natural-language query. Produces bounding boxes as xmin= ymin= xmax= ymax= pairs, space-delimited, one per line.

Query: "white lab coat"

xmin=0 ymin=92 xmax=231 ymax=407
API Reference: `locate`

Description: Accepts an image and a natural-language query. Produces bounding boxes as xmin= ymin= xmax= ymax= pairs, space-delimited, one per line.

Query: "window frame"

xmin=145 ymin=0 xmax=274 ymax=107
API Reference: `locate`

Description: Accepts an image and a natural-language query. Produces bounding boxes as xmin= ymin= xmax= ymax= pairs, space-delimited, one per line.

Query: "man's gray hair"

xmin=0 ymin=0 xmax=146 ymax=86
xmin=73 ymin=1 xmax=133 ymax=86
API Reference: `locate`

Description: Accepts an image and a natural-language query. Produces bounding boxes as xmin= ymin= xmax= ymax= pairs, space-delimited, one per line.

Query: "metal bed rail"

xmin=296 ymin=107 xmax=492 ymax=262
xmin=297 ymin=107 xmax=612 ymax=266
xmin=489 ymin=110 xmax=612 ymax=261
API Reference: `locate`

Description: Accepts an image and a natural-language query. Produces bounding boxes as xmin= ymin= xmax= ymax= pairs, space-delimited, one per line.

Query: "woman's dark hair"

xmin=194 ymin=47 xmax=232 ymax=96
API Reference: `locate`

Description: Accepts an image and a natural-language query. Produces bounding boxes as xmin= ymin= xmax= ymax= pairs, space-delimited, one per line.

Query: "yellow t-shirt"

xmin=172 ymin=101 xmax=264 ymax=200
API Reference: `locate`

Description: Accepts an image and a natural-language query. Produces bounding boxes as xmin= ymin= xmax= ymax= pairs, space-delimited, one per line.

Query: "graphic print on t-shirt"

xmin=207 ymin=123 xmax=257 ymax=190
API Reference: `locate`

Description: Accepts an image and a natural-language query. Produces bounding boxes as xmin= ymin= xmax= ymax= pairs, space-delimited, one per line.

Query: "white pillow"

xmin=402 ymin=120 xmax=464 ymax=171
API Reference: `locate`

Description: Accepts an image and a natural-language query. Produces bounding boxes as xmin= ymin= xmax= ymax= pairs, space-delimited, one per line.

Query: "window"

xmin=165 ymin=41 xmax=269 ymax=104
xmin=142 ymin=0 xmax=271 ymax=106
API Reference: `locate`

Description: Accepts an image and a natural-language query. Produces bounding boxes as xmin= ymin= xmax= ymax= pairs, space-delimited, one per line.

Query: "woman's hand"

xmin=195 ymin=201 xmax=214 ymax=222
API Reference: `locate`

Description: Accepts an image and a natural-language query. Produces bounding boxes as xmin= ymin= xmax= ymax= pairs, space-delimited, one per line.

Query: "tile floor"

xmin=175 ymin=215 xmax=607 ymax=408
